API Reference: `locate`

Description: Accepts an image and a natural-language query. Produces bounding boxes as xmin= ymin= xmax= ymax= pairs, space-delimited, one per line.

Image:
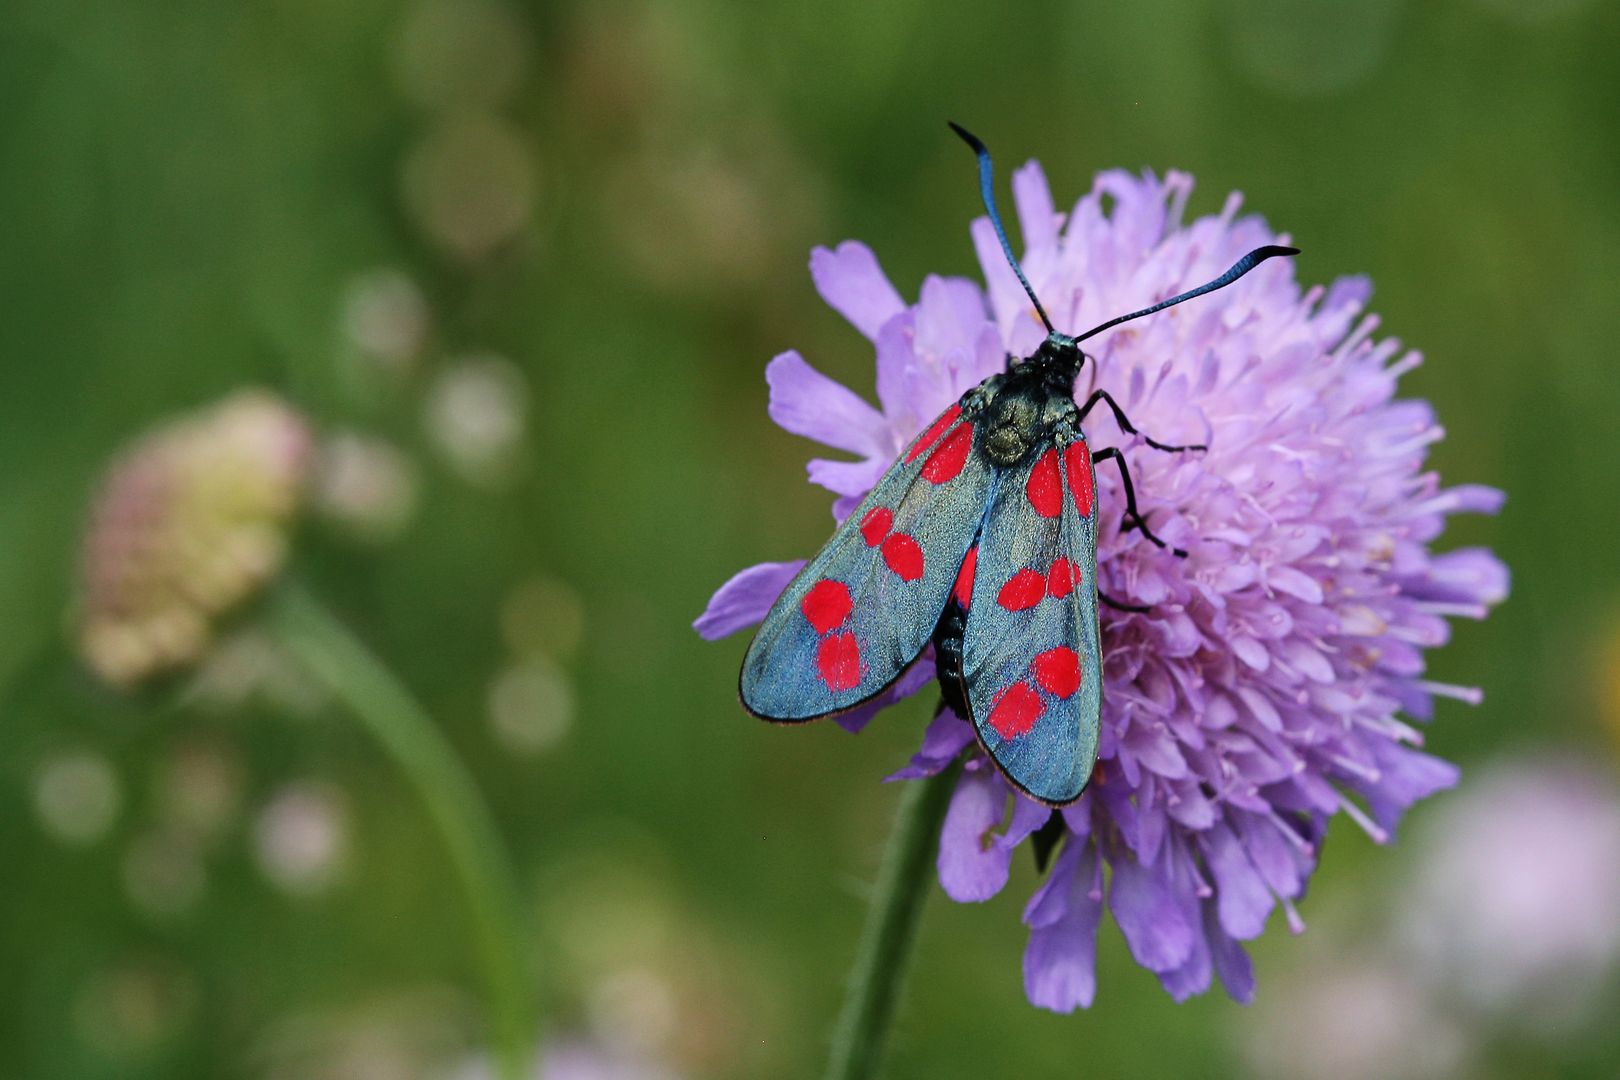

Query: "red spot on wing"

xmin=1065 ymin=440 xmax=1094 ymax=516
xmin=881 ymin=533 xmax=925 ymax=581
xmin=1025 ymin=449 xmax=1063 ymax=518
xmin=1047 ymin=558 xmax=1080 ymax=599
xmin=988 ymin=681 xmax=1043 ymax=739
xmin=906 ymin=404 xmax=962 ymax=463
xmin=921 ymin=423 xmax=974 ymax=484
xmin=860 ymin=506 xmax=893 ymax=547
xmin=1033 ymin=646 xmax=1082 ymax=699
xmin=997 ymin=568 xmax=1047 ymax=611
xmin=953 ymin=546 xmax=978 ymax=608
xmin=801 ymin=579 xmax=852 ymax=634
xmin=816 ymin=632 xmax=862 ymax=691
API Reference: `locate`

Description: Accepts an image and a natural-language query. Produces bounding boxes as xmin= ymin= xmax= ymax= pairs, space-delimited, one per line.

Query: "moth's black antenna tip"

xmin=947 ymin=121 xmax=984 ymax=152
xmin=947 ymin=122 xmax=1056 ymax=336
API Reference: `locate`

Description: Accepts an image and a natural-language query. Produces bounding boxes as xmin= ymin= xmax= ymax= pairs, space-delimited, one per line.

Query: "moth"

xmin=740 ymin=124 xmax=1296 ymax=806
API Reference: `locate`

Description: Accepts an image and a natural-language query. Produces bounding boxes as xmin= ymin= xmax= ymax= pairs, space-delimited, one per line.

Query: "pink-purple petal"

xmin=765 ymin=351 xmax=888 ymax=457
xmin=1024 ymin=843 xmax=1103 ymax=1013
xmin=1203 ymin=821 xmax=1276 ymax=940
xmin=838 ymin=662 xmax=937 ymax=734
xmin=888 ymin=710 xmax=975 ymax=780
xmin=1205 ymin=903 xmax=1257 ymax=1004
xmin=809 ymin=241 xmax=906 ymax=342
xmin=1111 ymin=853 xmax=1195 ymax=973
xmin=806 ymin=456 xmax=887 ymax=498
xmin=693 ymin=561 xmax=804 ymax=640
xmin=938 ymin=768 xmax=1012 ymax=902
xmin=1012 ymin=160 xmax=1059 ymax=254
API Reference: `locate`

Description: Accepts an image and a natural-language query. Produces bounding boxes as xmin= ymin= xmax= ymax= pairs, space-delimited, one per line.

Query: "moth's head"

xmin=1034 ymin=331 xmax=1085 ymax=385
xmin=1040 ymin=331 xmax=1078 ymax=359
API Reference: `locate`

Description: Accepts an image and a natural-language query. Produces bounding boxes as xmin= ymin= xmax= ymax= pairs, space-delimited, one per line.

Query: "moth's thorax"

xmin=964 ymin=334 xmax=1084 ymax=467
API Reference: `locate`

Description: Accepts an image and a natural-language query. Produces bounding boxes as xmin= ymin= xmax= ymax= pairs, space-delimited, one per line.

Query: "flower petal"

xmin=1110 ymin=852 xmax=1194 ymax=972
xmin=1155 ymin=844 xmax=1214 ymax=1002
xmin=888 ymin=709 xmax=975 ymax=780
xmin=1361 ymin=743 xmax=1461 ymax=836
xmin=938 ymin=768 xmax=1012 ymax=902
xmin=836 ymin=661 xmax=936 ymax=734
xmin=806 ymin=456 xmax=886 ymax=498
xmin=873 ymin=311 xmax=918 ymax=422
xmin=1203 ymin=821 xmax=1275 ymax=940
xmin=1205 ymin=903 xmax=1256 ymax=1004
xmin=810 ymin=241 xmax=906 ymax=342
xmin=914 ymin=275 xmax=989 ymax=362
xmin=1404 ymin=547 xmax=1510 ymax=607
xmin=1024 ymin=843 xmax=1102 ymax=1012
xmin=971 ymin=216 xmax=1046 ymax=356
xmin=766 ymin=351 xmax=888 ymax=457
xmin=693 ymin=561 xmax=804 ymax=640
xmin=999 ymin=792 xmax=1054 ymax=852
xmin=1012 ymin=160 xmax=1059 ymax=254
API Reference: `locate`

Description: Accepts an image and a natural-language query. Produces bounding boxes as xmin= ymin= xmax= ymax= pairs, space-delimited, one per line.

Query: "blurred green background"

xmin=3 ymin=1 xmax=1618 ymax=1077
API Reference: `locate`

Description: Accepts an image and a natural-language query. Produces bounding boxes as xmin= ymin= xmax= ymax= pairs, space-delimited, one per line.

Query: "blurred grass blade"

xmin=271 ymin=581 xmax=536 ymax=1080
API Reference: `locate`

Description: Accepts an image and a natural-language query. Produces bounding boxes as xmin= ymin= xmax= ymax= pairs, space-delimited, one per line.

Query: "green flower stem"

xmin=271 ymin=583 xmax=534 ymax=1080
xmin=825 ymin=760 xmax=962 ymax=1080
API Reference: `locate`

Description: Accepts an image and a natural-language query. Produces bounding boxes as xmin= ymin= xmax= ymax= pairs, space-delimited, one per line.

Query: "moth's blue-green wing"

xmin=741 ymin=404 xmax=994 ymax=721
xmin=963 ymin=438 xmax=1102 ymax=806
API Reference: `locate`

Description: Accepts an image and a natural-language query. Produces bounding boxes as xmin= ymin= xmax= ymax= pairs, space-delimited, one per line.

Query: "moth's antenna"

xmin=1073 ymin=245 xmax=1300 ymax=344
xmin=949 ymin=122 xmax=1055 ymax=336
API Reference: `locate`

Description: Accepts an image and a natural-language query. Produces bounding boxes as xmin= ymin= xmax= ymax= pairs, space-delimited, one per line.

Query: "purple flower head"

xmin=696 ymin=162 xmax=1508 ymax=1009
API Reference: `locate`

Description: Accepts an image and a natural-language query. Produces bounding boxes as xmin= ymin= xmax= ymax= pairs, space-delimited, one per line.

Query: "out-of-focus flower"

xmin=33 ymin=750 xmax=122 ymax=845
xmin=342 ymin=268 xmax=432 ymax=375
xmin=585 ymin=968 xmax=676 ymax=1060
xmin=77 ymin=391 xmax=314 ymax=689
xmin=253 ymin=782 xmax=350 ymax=897
xmin=156 ymin=740 xmax=244 ymax=845
xmin=183 ymin=629 xmax=328 ymax=717
xmin=315 ymin=432 xmax=421 ymax=542
xmin=123 ymin=827 xmax=207 ymax=919
xmin=74 ymin=959 xmax=196 ymax=1063
xmin=1397 ymin=757 xmax=1620 ymax=1028
xmin=424 ymin=355 xmax=530 ymax=488
xmin=403 ymin=113 xmax=535 ymax=264
xmin=1245 ymin=956 xmax=1467 ymax=1080
xmin=488 ymin=655 xmax=574 ymax=757
xmin=540 ymin=848 xmax=762 ymax=1077
xmin=698 ymin=164 xmax=1508 ymax=1009
xmin=256 ymin=986 xmax=476 ymax=1080
xmin=501 ymin=576 xmax=586 ymax=659
xmin=448 ymin=1037 xmax=683 ymax=1080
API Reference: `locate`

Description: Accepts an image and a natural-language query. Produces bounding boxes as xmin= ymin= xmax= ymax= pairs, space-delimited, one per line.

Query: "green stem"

xmin=271 ymin=583 xmax=535 ymax=1080
xmin=825 ymin=761 xmax=961 ymax=1080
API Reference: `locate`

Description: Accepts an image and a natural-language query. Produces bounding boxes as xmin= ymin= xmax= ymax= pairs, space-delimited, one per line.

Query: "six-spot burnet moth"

xmin=739 ymin=124 xmax=1298 ymax=806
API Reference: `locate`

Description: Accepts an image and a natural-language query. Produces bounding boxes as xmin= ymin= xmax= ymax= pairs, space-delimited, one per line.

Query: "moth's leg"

xmin=1091 ymin=446 xmax=1188 ymax=558
xmin=1076 ymin=390 xmax=1206 ymax=454
xmin=1099 ymin=591 xmax=1151 ymax=613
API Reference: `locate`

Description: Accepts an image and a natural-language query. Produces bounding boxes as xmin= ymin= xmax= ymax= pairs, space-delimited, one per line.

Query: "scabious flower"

xmin=1395 ymin=756 xmax=1620 ymax=1027
xmin=77 ymin=390 xmax=314 ymax=688
xmin=696 ymin=163 xmax=1508 ymax=1009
